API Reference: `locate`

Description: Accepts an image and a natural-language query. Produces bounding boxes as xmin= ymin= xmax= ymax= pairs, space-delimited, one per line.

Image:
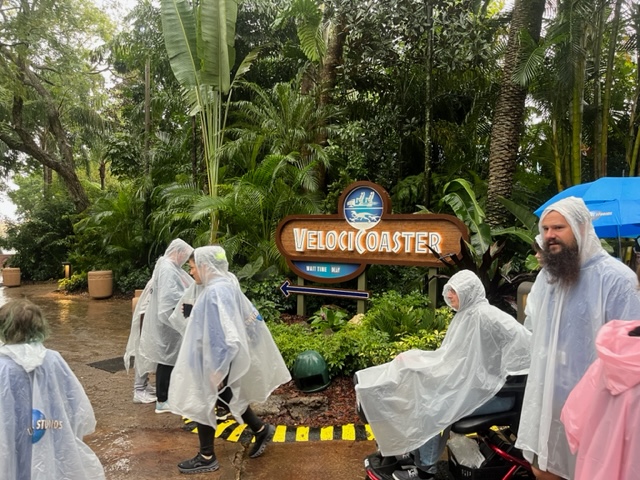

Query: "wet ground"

xmin=0 ymin=281 xmax=376 ymax=480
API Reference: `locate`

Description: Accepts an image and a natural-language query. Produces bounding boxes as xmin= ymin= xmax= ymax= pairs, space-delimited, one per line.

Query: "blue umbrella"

xmin=534 ymin=177 xmax=640 ymax=238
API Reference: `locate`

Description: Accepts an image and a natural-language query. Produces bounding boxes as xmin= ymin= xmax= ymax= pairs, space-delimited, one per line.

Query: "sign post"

xmin=276 ymin=181 xmax=469 ymax=311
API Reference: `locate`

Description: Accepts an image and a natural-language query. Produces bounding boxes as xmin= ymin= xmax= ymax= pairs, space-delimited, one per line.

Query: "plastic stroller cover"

xmin=168 ymin=246 xmax=291 ymax=427
xmin=355 ymin=270 xmax=531 ymax=456
xmin=0 ymin=343 xmax=105 ymax=480
xmin=515 ymin=197 xmax=640 ymax=479
xmin=124 ymin=238 xmax=193 ymax=373
xmin=561 ymin=320 xmax=640 ymax=480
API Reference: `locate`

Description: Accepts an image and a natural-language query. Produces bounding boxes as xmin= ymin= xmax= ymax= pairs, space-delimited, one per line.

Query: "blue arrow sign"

xmin=280 ymin=279 xmax=370 ymax=300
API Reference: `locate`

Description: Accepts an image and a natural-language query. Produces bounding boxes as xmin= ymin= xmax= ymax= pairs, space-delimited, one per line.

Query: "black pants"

xmin=197 ymin=386 xmax=264 ymax=457
xmin=156 ymin=363 xmax=173 ymax=402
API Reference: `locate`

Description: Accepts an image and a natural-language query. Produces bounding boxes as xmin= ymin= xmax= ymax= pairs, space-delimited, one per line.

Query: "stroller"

xmin=364 ymin=375 xmax=534 ymax=480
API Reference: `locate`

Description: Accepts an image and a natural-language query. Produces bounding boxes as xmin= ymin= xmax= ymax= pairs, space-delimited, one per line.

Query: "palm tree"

xmin=226 ymin=81 xmax=338 ymax=182
xmin=486 ymin=0 xmax=545 ymax=227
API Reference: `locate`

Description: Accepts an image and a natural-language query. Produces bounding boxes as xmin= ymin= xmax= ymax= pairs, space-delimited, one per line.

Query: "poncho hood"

xmin=0 ymin=342 xmax=47 ymax=372
xmin=194 ymin=245 xmax=238 ymax=287
xmin=164 ymin=238 xmax=194 ymax=267
xmin=443 ymin=269 xmax=488 ymax=311
xmin=539 ymin=196 xmax=603 ymax=265
xmin=596 ymin=320 xmax=640 ymax=395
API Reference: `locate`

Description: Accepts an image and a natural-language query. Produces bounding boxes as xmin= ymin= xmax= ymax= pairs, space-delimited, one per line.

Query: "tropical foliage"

xmin=1 ymin=0 xmax=639 ymax=314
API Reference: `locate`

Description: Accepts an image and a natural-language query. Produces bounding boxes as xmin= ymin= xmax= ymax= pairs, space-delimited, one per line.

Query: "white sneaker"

xmin=133 ymin=390 xmax=157 ymax=404
xmin=155 ymin=400 xmax=172 ymax=414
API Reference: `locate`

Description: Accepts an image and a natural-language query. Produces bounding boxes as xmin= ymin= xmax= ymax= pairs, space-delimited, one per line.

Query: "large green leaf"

xmin=497 ymin=196 xmax=539 ymax=234
xmin=199 ymin=0 xmax=238 ymax=93
xmin=492 ymin=226 xmax=535 ymax=245
xmin=442 ymin=178 xmax=491 ymax=255
xmin=443 ymin=178 xmax=485 ymax=226
xmin=161 ymin=0 xmax=199 ymax=88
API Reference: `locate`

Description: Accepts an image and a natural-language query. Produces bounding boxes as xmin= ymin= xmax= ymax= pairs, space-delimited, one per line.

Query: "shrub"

xmin=308 ymin=305 xmax=350 ymax=333
xmin=390 ymin=329 xmax=448 ymax=353
xmin=116 ymin=267 xmax=152 ymax=294
xmin=241 ymin=275 xmax=296 ymax=322
xmin=269 ymin=319 xmax=449 ymax=378
xmin=57 ymin=272 xmax=88 ymax=293
xmin=1 ymin=199 xmax=75 ymax=281
xmin=363 ymin=290 xmax=451 ymax=338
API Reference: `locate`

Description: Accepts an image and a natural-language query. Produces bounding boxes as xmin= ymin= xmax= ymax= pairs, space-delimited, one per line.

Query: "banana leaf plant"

xmin=434 ymin=178 xmax=539 ymax=311
xmin=160 ymin=0 xmax=240 ymax=242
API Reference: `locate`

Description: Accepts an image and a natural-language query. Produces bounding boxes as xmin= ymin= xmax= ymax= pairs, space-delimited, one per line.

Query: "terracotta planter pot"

xmin=2 ymin=267 xmax=21 ymax=287
xmin=88 ymin=270 xmax=113 ymax=299
xmin=132 ymin=288 xmax=145 ymax=312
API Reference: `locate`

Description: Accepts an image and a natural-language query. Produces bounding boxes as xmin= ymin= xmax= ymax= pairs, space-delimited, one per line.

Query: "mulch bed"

xmin=262 ymin=313 xmax=363 ymax=428
xmin=261 ymin=376 xmax=363 ymax=428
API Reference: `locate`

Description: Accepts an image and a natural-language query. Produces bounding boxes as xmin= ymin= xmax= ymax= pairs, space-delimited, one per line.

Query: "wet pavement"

xmin=0 ymin=281 xmax=375 ymax=480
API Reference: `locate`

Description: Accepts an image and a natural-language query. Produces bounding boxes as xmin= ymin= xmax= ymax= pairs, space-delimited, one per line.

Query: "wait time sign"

xmin=275 ymin=181 xmax=469 ymax=284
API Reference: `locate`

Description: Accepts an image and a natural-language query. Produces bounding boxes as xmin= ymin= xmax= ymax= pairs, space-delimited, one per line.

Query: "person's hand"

xmin=182 ymin=303 xmax=193 ymax=317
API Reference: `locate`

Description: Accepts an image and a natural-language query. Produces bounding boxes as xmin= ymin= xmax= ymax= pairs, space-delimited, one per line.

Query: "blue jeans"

xmin=412 ymin=395 xmax=515 ymax=472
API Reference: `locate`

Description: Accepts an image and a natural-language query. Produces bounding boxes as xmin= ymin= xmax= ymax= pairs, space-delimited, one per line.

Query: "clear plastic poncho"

xmin=166 ymin=282 xmax=204 ymax=336
xmin=516 ymin=197 xmax=640 ymax=478
xmin=124 ymin=238 xmax=194 ymax=373
xmin=168 ymin=246 xmax=291 ymax=427
xmin=0 ymin=343 xmax=105 ymax=480
xmin=355 ymin=270 xmax=531 ymax=456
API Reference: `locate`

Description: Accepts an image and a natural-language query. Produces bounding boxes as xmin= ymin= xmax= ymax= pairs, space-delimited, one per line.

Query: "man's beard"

xmin=543 ymin=242 xmax=581 ymax=287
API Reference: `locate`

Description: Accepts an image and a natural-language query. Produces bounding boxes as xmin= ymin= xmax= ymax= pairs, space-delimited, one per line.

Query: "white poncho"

xmin=0 ymin=343 xmax=105 ymax=480
xmin=169 ymin=246 xmax=291 ymax=426
xmin=516 ymin=197 xmax=640 ymax=478
xmin=124 ymin=239 xmax=193 ymax=373
xmin=355 ymin=270 xmax=531 ymax=456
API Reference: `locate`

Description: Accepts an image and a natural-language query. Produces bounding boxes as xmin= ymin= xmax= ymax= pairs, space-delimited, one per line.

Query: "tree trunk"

xmin=0 ymin=50 xmax=89 ymax=212
xmin=592 ymin=1 xmax=604 ymax=179
xmin=552 ymin=117 xmax=565 ymax=191
xmin=144 ymin=57 xmax=151 ymax=176
xmin=599 ymin=0 xmax=623 ymax=178
xmin=316 ymin=14 xmax=347 ymax=191
xmin=570 ymin=23 xmax=586 ymax=186
xmin=629 ymin=4 xmax=640 ymax=177
xmin=191 ymin=116 xmax=199 ymax=185
xmin=486 ymin=0 xmax=545 ymax=227
xmin=2 ymin=94 xmax=89 ymax=212
xmin=319 ymin=15 xmax=347 ymax=111
xmin=422 ymin=1 xmax=434 ymax=209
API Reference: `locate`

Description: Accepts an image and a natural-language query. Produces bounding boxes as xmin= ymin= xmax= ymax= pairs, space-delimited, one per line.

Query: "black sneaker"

xmin=364 ymin=452 xmax=399 ymax=475
xmin=396 ymin=453 xmax=415 ymax=468
xmin=392 ymin=467 xmax=434 ymax=480
xmin=215 ymin=405 xmax=231 ymax=424
xmin=249 ymin=424 xmax=275 ymax=458
xmin=181 ymin=418 xmax=198 ymax=432
xmin=177 ymin=453 xmax=219 ymax=474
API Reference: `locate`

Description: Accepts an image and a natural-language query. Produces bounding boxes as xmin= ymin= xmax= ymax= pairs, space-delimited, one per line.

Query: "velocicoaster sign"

xmin=276 ymin=181 xmax=469 ymax=283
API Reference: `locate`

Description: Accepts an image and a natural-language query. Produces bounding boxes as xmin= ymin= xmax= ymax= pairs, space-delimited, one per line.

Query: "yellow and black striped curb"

xmin=184 ymin=418 xmax=375 ymax=443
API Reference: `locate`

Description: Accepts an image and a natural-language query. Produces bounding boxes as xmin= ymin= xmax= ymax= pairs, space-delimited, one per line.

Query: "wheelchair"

xmin=364 ymin=375 xmax=534 ymax=480
xmin=448 ymin=374 xmax=534 ymax=479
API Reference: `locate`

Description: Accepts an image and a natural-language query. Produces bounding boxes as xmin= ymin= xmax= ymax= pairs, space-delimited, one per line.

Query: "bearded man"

xmin=516 ymin=196 xmax=640 ymax=480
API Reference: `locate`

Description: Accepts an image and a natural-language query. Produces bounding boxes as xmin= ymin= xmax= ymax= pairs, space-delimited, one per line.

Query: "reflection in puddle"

xmin=55 ymin=297 xmax=73 ymax=325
